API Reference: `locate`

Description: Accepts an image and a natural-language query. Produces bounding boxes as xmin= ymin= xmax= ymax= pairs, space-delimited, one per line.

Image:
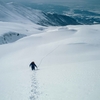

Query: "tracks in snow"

xmin=30 ymin=71 xmax=39 ymax=100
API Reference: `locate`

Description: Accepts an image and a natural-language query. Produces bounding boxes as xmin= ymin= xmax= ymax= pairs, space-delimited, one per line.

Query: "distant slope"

xmin=21 ymin=2 xmax=100 ymax=25
xmin=0 ymin=2 xmax=80 ymax=26
xmin=38 ymin=13 xmax=79 ymax=26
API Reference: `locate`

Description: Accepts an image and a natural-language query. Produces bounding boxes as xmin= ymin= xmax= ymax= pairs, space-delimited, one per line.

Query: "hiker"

xmin=29 ymin=61 xmax=37 ymax=70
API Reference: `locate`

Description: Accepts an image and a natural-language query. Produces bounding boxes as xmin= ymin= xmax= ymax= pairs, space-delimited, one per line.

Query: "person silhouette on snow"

xmin=29 ymin=61 xmax=37 ymax=70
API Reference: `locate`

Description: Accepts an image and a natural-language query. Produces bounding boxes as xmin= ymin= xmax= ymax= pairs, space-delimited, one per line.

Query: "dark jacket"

xmin=30 ymin=62 xmax=37 ymax=70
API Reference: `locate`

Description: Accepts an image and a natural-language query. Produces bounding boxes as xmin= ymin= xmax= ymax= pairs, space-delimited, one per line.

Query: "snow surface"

xmin=0 ymin=22 xmax=100 ymax=100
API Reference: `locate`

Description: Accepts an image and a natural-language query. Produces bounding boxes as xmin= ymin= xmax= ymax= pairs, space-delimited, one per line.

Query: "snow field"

xmin=0 ymin=23 xmax=100 ymax=100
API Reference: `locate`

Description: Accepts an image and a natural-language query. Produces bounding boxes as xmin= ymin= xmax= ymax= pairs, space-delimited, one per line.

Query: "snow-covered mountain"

xmin=0 ymin=2 xmax=79 ymax=26
xmin=0 ymin=1 xmax=100 ymax=100
xmin=10 ymin=2 xmax=100 ymax=25
xmin=0 ymin=1 xmax=80 ymax=44
xmin=0 ymin=2 xmax=45 ymax=24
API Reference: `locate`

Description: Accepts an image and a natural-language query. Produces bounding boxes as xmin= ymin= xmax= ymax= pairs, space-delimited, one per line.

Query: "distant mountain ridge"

xmin=0 ymin=2 xmax=80 ymax=26
xmin=0 ymin=2 xmax=100 ymax=26
xmin=38 ymin=13 xmax=79 ymax=26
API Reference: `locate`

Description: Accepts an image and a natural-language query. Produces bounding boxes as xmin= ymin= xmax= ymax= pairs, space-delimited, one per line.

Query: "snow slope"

xmin=0 ymin=21 xmax=46 ymax=44
xmin=0 ymin=23 xmax=100 ymax=100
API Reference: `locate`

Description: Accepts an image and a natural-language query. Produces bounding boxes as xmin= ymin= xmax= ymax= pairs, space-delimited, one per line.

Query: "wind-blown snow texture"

xmin=0 ymin=1 xmax=100 ymax=100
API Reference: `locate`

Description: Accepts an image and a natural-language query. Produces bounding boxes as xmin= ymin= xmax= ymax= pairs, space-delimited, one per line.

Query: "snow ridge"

xmin=0 ymin=32 xmax=26 ymax=45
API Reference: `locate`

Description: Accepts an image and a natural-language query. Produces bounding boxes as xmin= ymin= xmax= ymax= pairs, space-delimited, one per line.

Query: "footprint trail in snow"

xmin=30 ymin=71 xmax=39 ymax=100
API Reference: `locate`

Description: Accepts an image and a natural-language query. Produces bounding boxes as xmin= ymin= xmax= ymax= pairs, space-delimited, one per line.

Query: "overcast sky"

xmin=1 ymin=0 xmax=99 ymax=2
xmin=1 ymin=0 xmax=100 ymax=5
